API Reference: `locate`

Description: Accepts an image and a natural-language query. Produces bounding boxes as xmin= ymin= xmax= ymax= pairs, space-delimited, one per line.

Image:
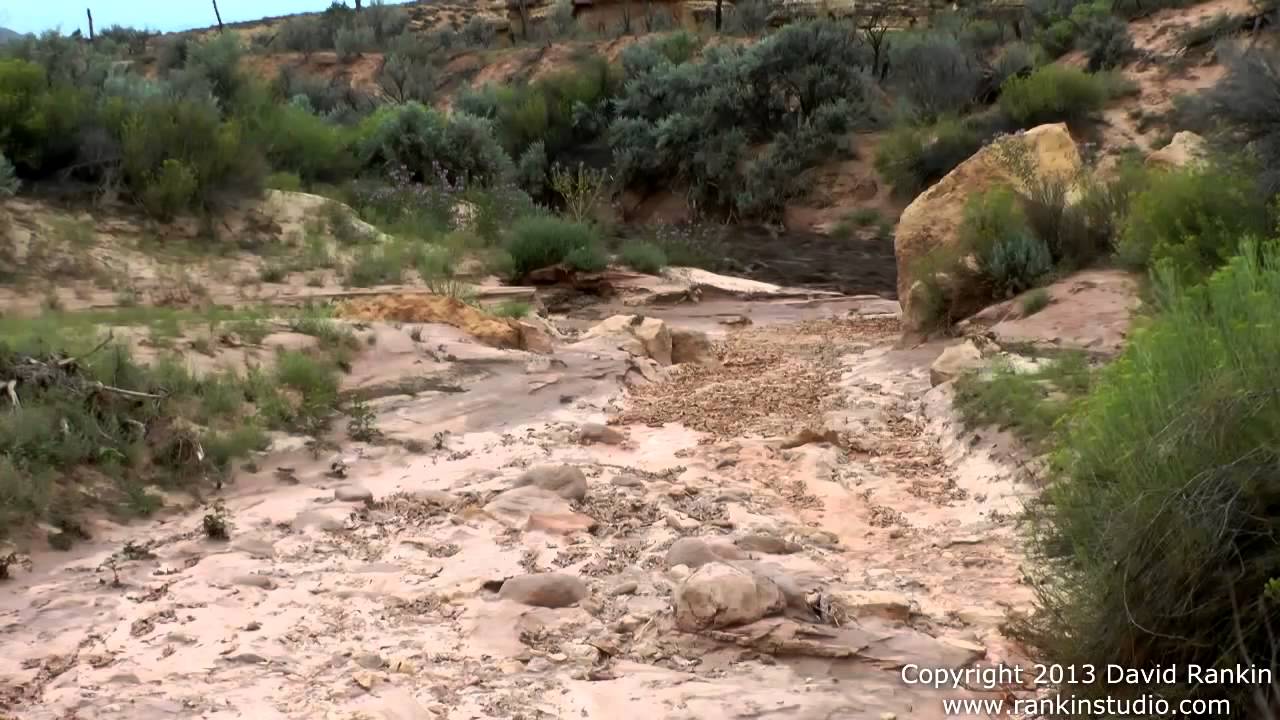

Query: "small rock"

xmin=946 ymin=534 xmax=985 ymax=546
xmin=665 ymin=510 xmax=701 ymax=533
xmin=352 ymin=671 xmax=376 ymax=691
xmin=612 ymin=614 xmax=644 ymax=633
xmin=244 ymin=622 xmax=262 ymax=631
xmin=485 ymin=486 xmax=578 ymax=529
xmin=929 ymin=340 xmax=984 ymax=387
xmin=354 ymin=653 xmax=384 ymax=670
xmin=335 ymin=485 xmax=374 ymax=504
xmin=880 ymin=713 xmax=898 ymax=720
xmin=607 ymin=581 xmax=639 ymax=597
xmin=388 ymin=656 xmax=417 ymax=675
xmin=548 ymin=652 xmax=568 ymax=663
xmin=734 ymin=533 xmax=802 ymax=555
xmin=411 ymin=489 xmax=461 ymax=507
xmin=499 ymin=660 xmax=524 ymax=675
xmin=232 ymin=574 xmax=275 ymax=590
xmin=526 ymin=657 xmax=552 ymax=673
xmin=611 ymin=474 xmax=644 ymax=488
xmin=670 ymin=328 xmax=718 ymax=366
xmin=498 ymin=573 xmax=589 ymax=608
xmin=665 ymin=537 xmax=747 ymax=569
xmin=293 ymin=509 xmax=346 ymax=533
xmin=957 ymin=606 xmax=1005 ymax=627
xmin=831 ymin=589 xmax=914 ymax=622
xmin=226 ymin=652 xmax=268 ymax=665
xmin=513 ymin=464 xmax=588 ymax=501
xmin=674 ymin=562 xmax=786 ymax=631
xmin=579 ymin=422 xmax=626 ymax=445
xmin=526 ymin=511 xmax=598 ymax=535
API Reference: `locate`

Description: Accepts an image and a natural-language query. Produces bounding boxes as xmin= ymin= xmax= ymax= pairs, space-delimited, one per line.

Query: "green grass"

xmin=504 ymin=216 xmax=606 ymax=277
xmin=618 ymin=240 xmax=668 ymax=274
xmin=492 ymin=300 xmax=532 ymax=318
xmin=952 ymin=351 xmax=1091 ymax=450
xmin=1020 ymin=288 xmax=1051 ymax=316
xmin=344 ymin=238 xmax=439 ymax=287
xmin=0 ymin=305 xmax=352 ymax=542
xmin=1015 ymin=242 xmax=1280 ymax=715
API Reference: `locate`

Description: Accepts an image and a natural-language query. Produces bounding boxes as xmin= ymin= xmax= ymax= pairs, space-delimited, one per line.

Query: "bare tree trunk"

xmin=355 ymin=0 xmax=363 ymax=9
xmin=212 ymin=0 xmax=224 ymax=32
xmin=716 ymin=0 xmax=723 ymax=31
xmin=86 ymin=8 xmax=95 ymax=42
xmin=519 ymin=0 xmax=530 ymax=40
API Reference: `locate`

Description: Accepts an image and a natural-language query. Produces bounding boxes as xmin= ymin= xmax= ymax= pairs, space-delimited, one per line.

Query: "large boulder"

xmin=895 ymin=124 xmax=1082 ymax=331
xmin=674 ymin=562 xmax=787 ymax=631
xmin=580 ymin=315 xmax=673 ymax=365
xmin=1146 ymin=131 xmax=1207 ymax=170
xmin=929 ymin=339 xmax=985 ymax=387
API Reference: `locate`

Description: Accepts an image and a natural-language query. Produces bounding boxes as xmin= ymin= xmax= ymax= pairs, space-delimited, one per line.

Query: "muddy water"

xmin=0 ymin=295 xmax=1039 ymax=720
xmin=717 ymin=227 xmax=898 ymax=298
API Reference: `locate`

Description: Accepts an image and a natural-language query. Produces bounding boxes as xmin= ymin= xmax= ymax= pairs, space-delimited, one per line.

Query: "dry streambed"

xmin=0 ymin=290 xmax=1042 ymax=720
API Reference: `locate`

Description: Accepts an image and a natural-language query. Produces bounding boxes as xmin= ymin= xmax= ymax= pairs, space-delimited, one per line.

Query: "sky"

xmin=0 ymin=1 xmax=412 ymax=35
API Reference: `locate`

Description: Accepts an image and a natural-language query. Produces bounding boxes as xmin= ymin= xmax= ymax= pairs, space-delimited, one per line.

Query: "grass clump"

xmin=953 ymin=351 xmax=1090 ymax=450
xmin=618 ymin=240 xmax=668 ymax=274
xmin=504 ymin=216 xmax=606 ymax=277
xmin=492 ymin=300 xmax=532 ymax=319
xmin=1020 ymin=288 xmax=1051 ymax=316
xmin=1016 ymin=242 xmax=1280 ymax=715
xmin=999 ymin=65 xmax=1109 ymax=126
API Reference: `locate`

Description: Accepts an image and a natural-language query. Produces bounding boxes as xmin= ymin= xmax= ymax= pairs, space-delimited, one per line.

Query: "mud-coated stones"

xmin=579 ymin=422 xmax=626 ymax=445
xmin=734 ymin=533 xmax=802 ymax=555
xmin=674 ymin=562 xmax=786 ymax=631
xmin=513 ymin=464 xmax=587 ymax=501
xmin=665 ymin=537 xmax=748 ymax=569
xmin=498 ymin=573 xmax=589 ymax=608
xmin=670 ymin=328 xmax=717 ymax=366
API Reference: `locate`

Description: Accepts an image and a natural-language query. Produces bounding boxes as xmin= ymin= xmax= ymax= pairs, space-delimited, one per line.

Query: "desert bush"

xmin=550 ymin=161 xmax=611 ymax=222
xmin=549 ymin=0 xmax=578 ymax=37
xmin=250 ymin=102 xmax=356 ymax=183
xmin=0 ymin=59 xmax=88 ymax=175
xmin=992 ymin=42 xmax=1041 ymax=87
xmin=184 ymin=32 xmax=246 ymax=109
xmin=1021 ymin=287 xmax=1051 ymax=315
xmin=726 ymin=0 xmax=774 ymax=35
xmin=98 ymin=25 xmax=156 ymax=56
xmin=516 ymin=141 xmax=549 ymax=196
xmin=619 ymin=240 xmax=668 ymax=273
xmin=335 ymin=24 xmax=376 ymax=61
xmin=378 ymin=53 xmax=438 ymax=104
xmin=278 ymin=16 xmax=332 ymax=54
xmin=140 ymin=159 xmax=199 ymax=220
xmin=505 ymin=216 xmax=605 ymax=276
xmin=1116 ymin=163 xmax=1267 ymax=279
xmin=888 ymin=33 xmax=984 ymax=121
xmin=999 ymin=64 xmax=1108 ymax=126
xmin=462 ymin=17 xmax=497 ymax=47
xmin=275 ymin=67 xmax=375 ymax=122
xmin=364 ymin=0 xmax=410 ymax=42
xmin=356 ymin=103 xmax=512 ymax=186
xmin=874 ymin=114 xmax=1002 ymax=197
xmin=1017 ymin=242 xmax=1280 ymax=715
xmin=1079 ymin=13 xmax=1134 ymax=70
xmin=1195 ymin=45 xmax=1280 ymax=193
xmin=0 ymin=153 xmax=18 ymax=196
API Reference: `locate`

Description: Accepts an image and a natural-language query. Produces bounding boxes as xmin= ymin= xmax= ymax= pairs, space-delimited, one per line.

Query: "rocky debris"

xmin=336 ymin=294 xmax=524 ymax=349
xmin=1146 ymin=130 xmax=1207 ymax=170
xmin=232 ymin=574 xmax=276 ymax=589
xmin=665 ymin=510 xmax=702 ymax=533
xmin=929 ymin=340 xmax=985 ymax=387
xmin=293 ymin=509 xmax=347 ymax=532
xmin=334 ymin=485 xmax=374 ymax=504
xmin=830 ymin=589 xmax=914 ymax=622
xmin=516 ymin=320 xmax=554 ymax=354
xmin=580 ymin=315 xmax=673 ymax=365
xmin=512 ymin=464 xmax=588 ymax=501
xmin=734 ymin=533 xmax=802 ymax=555
xmin=525 ymin=510 xmax=598 ymax=535
xmin=670 ymin=328 xmax=718 ymax=366
xmin=674 ymin=562 xmax=787 ymax=631
xmin=408 ymin=489 xmax=461 ymax=508
xmin=896 ymin=123 xmax=1082 ymax=330
xmin=607 ymin=580 xmax=639 ymax=596
xmin=498 ymin=573 xmax=589 ymax=608
xmin=610 ymin=474 xmax=645 ymax=488
xmin=579 ymin=422 xmax=626 ymax=445
xmin=779 ymin=427 xmax=842 ymax=449
xmin=665 ymin=537 xmax=749 ymax=569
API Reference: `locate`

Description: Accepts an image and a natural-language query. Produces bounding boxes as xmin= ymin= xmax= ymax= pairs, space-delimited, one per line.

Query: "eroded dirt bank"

xmin=0 ymin=294 xmax=1038 ymax=720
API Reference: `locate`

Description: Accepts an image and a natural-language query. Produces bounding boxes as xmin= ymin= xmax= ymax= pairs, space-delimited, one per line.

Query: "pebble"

xmin=498 ymin=573 xmax=589 ymax=608
xmin=226 ymin=652 xmax=268 ymax=665
xmin=354 ymin=653 xmax=384 ymax=670
xmin=232 ymin=574 xmax=276 ymax=589
xmin=513 ymin=465 xmax=588 ymax=501
xmin=548 ymin=652 xmax=568 ymax=663
xmin=734 ymin=533 xmax=802 ymax=555
xmin=611 ymin=475 xmax=645 ymax=488
xmin=244 ymin=622 xmax=262 ymax=631
xmin=665 ymin=510 xmax=701 ymax=533
xmin=526 ymin=657 xmax=552 ymax=673
xmin=607 ymin=581 xmax=639 ymax=597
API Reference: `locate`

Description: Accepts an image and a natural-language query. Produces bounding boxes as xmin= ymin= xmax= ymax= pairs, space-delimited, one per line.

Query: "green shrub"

xmin=727 ymin=0 xmax=774 ymax=35
xmin=874 ymin=116 xmax=994 ymax=197
xmin=492 ymin=300 xmax=532 ymax=318
xmin=462 ymin=17 xmax=497 ymax=47
xmin=953 ymin=351 xmax=1089 ymax=448
xmin=1018 ymin=243 xmax=1280 ymax=715
xmin=377 ymin=53 xmax=438 ymax=104
xmin=505 ymin=216 xmax=604 ymax=276
xmin=278 ymin=16 xmax=331 ymax=54
xmin=1079 ymin=14 xmax=1134 ymax=71
xmin=140 ymin=159 xmax=199 ymax=220
xmin=1021 ymin=287 xmax=1051 ymax=315
xmin=999 ymin=65 xmax=1108 ymax=126
xmin=356 ymin=103 xmax=512 ymax=186
xmin=335 ymin=24 xmax=375 ymax=61
xmin=888 ymin=33 xmax=984 ymax=121
xmin=961 ymin=187 xmax=1053 ymax=297
xmin=252 ymin=102 xmax=356 ymax=183
xmin=1116 ymin=164 xmax=1268 ymax=279
xmin=516 ymin=141 xmax=549 ymax=196
xmin=1196 ymin=46 xmax=1280 ymax=193
xmin=619 ymin=240 xmax=668 ymax=274
xmin=0 ymin=153 xmax=18 ymax=197
xmin=266 ymin=171 xmax=303 ymax=191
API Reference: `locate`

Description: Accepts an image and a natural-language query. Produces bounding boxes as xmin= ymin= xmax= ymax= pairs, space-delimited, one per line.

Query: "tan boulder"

xmin=1146 ymin=131 xmax=1207 ymax=170
xmin=929 ymin=340 xmax=985 ymax=387
xmin=674 ymin=562 xmax=787 ymax=631
xmin=581 ymin=315 xmax=673 ymax=365
xmin=895 ymin=124 xmax=1082 ymax=331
